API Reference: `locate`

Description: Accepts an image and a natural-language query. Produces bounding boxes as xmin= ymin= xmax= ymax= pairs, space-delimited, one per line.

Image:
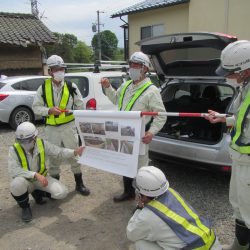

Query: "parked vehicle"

xmin=0 ymin=76 xmax=49 ymax=129
xmin=139 ymin=32 xmax=238 ymax=172
xmin=0 ymin=71 xmax=126 ymax=129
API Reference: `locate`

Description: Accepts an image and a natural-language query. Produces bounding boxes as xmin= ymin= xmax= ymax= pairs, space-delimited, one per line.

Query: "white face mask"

xmin=129 ymin=68 xmax=142 ymax=81
xmin=21 ymin=141 xmax=35 ymax=152
xmin=53 ymin=71 xmax=65 ymax=82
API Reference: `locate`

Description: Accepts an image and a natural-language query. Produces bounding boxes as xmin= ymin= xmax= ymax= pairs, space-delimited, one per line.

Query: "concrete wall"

xmin=126 ymin=0 xmax=250 ymax=57
xmin=188 ymin=0 xmax=250 ymax=40
xmin=128 ymin=3 xmax=189 ymax=55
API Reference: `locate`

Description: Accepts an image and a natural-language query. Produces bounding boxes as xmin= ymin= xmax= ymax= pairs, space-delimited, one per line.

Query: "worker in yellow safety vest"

xmin=101 ymin=52 xmax=166 ymax=202
xmin=9 ymin=122 xmax=84 ymax=222
xmin=127 ymin=166 xmax=222 ymax=250
xmin=32 ymin=55 xmax=90 ymax=196
xmin=205 ymin=40 xmax=250 ymax=250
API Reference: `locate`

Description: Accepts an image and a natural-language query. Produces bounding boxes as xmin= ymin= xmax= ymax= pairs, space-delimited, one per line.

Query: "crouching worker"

xmin=127 ymin=166 xmax=222 ymax=250
xmin=8 ymin=122 xmax=84 ymax=222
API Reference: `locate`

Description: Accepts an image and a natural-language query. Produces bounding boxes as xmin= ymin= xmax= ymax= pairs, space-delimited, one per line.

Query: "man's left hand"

xmin=142 ymin=131 xmax=153 ymax=144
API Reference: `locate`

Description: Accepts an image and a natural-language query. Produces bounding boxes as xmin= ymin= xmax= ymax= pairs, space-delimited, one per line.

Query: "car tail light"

xmin=86 ymin=98 xmax=96 ymax=110
xmin=0 ymin=93 xmax=9 ymax=101
xmin=221 ymin=165 xmax=231 ymax=172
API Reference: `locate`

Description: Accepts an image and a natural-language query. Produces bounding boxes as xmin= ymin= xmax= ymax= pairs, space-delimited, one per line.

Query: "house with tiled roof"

xmin=0 ymin=12 xmax=56 ymax=75
xmin=112 ymin=0 xmax=250 ymax=59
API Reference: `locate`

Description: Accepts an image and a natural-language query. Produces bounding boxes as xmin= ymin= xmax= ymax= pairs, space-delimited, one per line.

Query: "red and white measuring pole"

xmin=141 ymin=112 xmax=230 ymax=118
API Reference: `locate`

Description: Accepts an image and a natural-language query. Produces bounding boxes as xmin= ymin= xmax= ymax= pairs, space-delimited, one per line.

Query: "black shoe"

xmin=74 ymin=173 xmax=90 ymax=196
xmin=31 ymin=190 xmax=47 ymax=205
xmin=75 ymin=185 xmax=90 ymax=196
xmin=113 ymin=192 xmax=135 ymax=202
xmin=21 ymin=206 xmax=32 ymax=222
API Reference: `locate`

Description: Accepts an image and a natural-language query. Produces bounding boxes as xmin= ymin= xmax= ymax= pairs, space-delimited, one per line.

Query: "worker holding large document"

xmin=101 ymin=51 xmax=166 ymax=202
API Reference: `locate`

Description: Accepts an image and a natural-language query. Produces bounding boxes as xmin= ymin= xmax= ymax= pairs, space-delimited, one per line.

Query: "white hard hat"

xmin=129 ymin=52 xmax=151 ymax=68
xmin=47 ymin=55 xmax=66 ymax=69
xmin=15 ymin=122 xmax=38 ymax=142
xmin=216 ymin=40 xmax=250 ymax=76
xmin=135 ymin=166 xmax=169 ymax=197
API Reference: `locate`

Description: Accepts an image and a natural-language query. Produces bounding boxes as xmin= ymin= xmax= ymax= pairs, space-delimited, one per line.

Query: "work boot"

xmin=74 ymin=173 xmax=90 ymax=196
xmin=113 ymin=176 xmax=135 ymax=202
xmin=11 ymin=191 xmax=32 ymax=222
xmin=223 ymin=220 xmax=250 ymax=250
xmin=31 ymin=190 xmax=47 ymax=205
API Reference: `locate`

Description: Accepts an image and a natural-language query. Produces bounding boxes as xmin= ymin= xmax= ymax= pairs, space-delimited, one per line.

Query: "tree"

xmin=91 ymin=30 xmax=118 ymax=60
xmin=73 ymin=41 xmax=93 ymax=63
xmin=45 ymin=32 xmax=78 ymax=62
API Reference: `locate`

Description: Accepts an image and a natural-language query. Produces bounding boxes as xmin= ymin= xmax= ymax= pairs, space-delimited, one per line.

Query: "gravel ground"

xmin=0 ymin=123 xmax=234 ymax=249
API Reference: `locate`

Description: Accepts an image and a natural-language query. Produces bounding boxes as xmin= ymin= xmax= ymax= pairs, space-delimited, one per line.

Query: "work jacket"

xmin=13 ymin=138 xmax=47 ymax=176
xmin=146 ymin=188 xmax=215 ymax=250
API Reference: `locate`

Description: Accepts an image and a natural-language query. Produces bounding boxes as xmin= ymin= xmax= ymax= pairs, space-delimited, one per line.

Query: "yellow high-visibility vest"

xmin=44 ymin=79 xmax=75 ymax=126
xmin=118 ymin=80 xmax=153 ymax=111
xmin=230 ymin=89 xmax=250 ymax=154
xmin=13 ymin=138 xmax=47 ymax=176
xmin=147 ymin=188 xmax=215 ymax=250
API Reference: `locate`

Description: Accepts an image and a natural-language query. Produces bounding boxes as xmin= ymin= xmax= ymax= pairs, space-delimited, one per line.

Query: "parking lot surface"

xmin=0 ymin=123 xmax=234 ymax=249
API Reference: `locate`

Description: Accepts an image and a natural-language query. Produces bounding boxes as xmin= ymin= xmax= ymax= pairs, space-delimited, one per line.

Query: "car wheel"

xmin=9 ymin=107 xmax=34 ymax=129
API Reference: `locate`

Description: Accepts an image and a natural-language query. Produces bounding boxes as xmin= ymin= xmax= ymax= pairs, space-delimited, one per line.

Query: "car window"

xmin=107 ymin=76 xmax=124 ymax=90
xmin=0 ymin=82 xmax=6 ymax=89
xmin=65 ymin=76 xmax=89 ymax=98
xmin=12 ymin=78 xmax=46 ymax=91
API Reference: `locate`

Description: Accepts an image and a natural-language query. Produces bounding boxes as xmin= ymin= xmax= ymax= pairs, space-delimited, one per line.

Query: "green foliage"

xmin=45 ymin=32 xmax=93 ymax=63
xmin=91 ymin=30 xmax=118 ymax=60
xmin=73 ymin=41 xmax=93 ymax=63
xmin=113 ymin=48 xmax=125 ymax=61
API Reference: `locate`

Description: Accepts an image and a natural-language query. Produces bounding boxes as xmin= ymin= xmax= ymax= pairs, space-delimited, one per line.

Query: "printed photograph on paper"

xmin=121 ymin=125 xmax=135 ymax=137
xmin=92 ymin=123 xmax=106 ymax=135
xmin=120 ymin=140 xmax=134 ymax=154
xmin=106 ymin=138 xmax=119 ymax=152
xmin=84 ymin=136 xmax=106 ymax=149
xmin=79 ymin=122 xmax=93 ymax=134
xmin=105 ymin=121 xmax=119 ymax=132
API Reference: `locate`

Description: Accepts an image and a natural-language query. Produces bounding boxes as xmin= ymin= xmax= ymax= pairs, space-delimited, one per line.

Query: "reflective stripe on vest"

xmin=118 ymin=80 xmax=153 ymax=111
xmin=146 ymin=188 xmax=215 ymax=250
xmin=44 ymin=79 xmax=75 ymax=125
xmin=13 ymin=138 xmax=47 ymax=176
xmin=230 ymin=89 xmax=250 ymax=154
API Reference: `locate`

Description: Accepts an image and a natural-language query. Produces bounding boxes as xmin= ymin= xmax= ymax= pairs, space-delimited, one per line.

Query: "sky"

xmin=0 ymin=0 xmax=143 ymax=47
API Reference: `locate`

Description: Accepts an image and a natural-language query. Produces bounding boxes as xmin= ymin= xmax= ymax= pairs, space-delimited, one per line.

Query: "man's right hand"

xmin=100 ymin=78 xmax=111 ymax=88
xmin=204 ymin=109 xmax=226 ymax=124
xmin=35 ymin=173 xmax=48 ymax=187
xmin=48 ymin=106 xmax=62 ymax=115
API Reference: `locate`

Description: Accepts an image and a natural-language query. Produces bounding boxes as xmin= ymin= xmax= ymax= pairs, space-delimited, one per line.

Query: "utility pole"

xmin=97 ymin=11 xmax=101 ymax=61
xmin=30 ymin=0 xmax=39 ymax=18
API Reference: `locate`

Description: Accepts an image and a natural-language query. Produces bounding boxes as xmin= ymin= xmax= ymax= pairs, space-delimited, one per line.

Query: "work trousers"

xmin=45 ymin=122 xmax=81 ymax=176
xmin=10 ymin=176 xmax=68 ymax=199
xmin=229 ymin=148 xmax=250 ymax=229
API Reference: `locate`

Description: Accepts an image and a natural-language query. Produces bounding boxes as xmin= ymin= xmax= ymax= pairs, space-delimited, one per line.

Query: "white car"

xmin=0 ymin=71 xmax=126 ymax=129
xmin=139 ymin=32 xmax=238 ymax=172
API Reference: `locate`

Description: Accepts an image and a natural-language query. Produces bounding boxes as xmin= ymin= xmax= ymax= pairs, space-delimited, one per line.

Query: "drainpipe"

xmin=224 ymin=0 xmax=229 ymax=33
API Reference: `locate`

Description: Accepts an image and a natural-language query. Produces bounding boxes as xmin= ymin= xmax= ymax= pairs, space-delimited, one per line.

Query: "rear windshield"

xmin=0 ymin=82 xmax=6 ymax=89
xmin=160 ymin=47 xmax=221 ymax=64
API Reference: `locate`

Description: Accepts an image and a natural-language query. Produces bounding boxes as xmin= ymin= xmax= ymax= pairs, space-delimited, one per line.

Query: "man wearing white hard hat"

xmin=8 ymin=122 xmax=84 ymax=222
xmin=101 ymin=52 xmax=166 ymax=202
xmin=33 ymin=55 xmax=90 ymax=196
xmin=127 ymin=166 xmax=222 ymax=250
xmin=205 ymin=40 xmax=250 ymax=249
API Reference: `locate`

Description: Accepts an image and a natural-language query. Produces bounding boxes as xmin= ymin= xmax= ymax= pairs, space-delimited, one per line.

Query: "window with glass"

xmin=141 ymin=24 xmax=164 ymax=40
